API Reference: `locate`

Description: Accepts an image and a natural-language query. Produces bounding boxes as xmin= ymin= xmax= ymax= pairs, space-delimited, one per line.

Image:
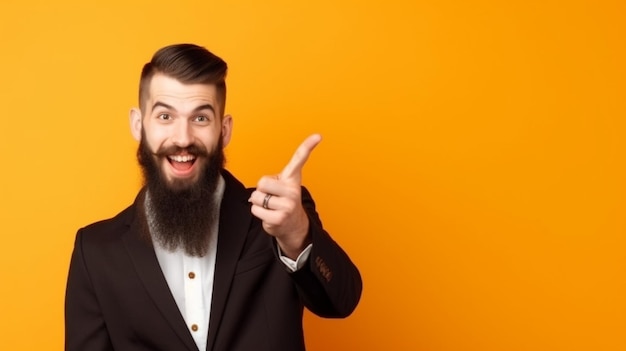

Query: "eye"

xmin=194 ymin=115 xmax=209 ymax=123
xmin=158 ymin=113 xmax=171 ymax=120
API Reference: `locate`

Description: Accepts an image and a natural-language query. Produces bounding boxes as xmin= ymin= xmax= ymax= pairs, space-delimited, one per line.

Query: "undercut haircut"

xmin=138 ymin=43 xmax=228 ymax=116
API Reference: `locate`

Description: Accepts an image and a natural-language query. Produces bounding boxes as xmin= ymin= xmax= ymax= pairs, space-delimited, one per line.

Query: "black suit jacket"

xmin=65 ymin=170 xmax=362 ymax=351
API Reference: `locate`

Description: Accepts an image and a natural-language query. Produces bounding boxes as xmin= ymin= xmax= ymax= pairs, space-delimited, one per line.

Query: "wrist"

xmin=276 ymin=227 xmax=311 ymax=260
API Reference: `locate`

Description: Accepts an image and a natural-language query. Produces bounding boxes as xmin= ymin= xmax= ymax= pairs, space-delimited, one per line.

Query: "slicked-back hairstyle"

xmin=139 ymin=43 xmax=228 ymax=116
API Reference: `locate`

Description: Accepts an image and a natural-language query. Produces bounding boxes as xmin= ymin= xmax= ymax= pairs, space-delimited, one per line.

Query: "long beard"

xmin=137 ymin=133 xmax=225 ymax=257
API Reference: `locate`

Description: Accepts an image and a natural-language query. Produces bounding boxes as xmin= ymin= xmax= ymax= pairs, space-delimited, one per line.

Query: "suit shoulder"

xmin=78 ymin=203 xmax=136 ymax=242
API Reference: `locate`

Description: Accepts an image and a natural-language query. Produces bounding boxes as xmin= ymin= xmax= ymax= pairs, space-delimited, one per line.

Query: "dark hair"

xmin=139 ymin=43 xmax=228 ymax=116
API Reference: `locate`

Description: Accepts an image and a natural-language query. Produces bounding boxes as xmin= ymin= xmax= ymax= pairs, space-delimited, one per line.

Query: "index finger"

xmin=280 ymin=133 xmax=322 ymax=181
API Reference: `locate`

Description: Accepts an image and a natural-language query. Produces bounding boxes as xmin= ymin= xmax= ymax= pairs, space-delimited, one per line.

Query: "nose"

xmin=171 ymin=119 xmax=192 ymax=147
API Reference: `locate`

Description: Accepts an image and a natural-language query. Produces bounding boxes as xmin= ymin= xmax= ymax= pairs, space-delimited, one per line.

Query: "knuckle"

xmin=284 ymin=202 xmax=296 ymax=213
xmin=258 ymin=176 xmax=274 ymax=188
xmin=276 ymin=212 xmax=288 ymax=223
xmin=286 ymin=188 xmax=300 ymax=200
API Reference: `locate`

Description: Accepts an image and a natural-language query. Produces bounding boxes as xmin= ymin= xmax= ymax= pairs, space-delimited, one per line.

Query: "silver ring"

xmin=262 ymin=194 xmax=273 ymax=209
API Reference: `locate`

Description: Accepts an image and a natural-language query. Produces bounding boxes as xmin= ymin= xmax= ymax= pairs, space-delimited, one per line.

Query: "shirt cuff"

xmin=277 ymin=243 xmax=313 ymax=272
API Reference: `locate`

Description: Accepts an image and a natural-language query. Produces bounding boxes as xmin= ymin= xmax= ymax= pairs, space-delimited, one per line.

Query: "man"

xmin=65 ymin=43 xmax=362 ymax=351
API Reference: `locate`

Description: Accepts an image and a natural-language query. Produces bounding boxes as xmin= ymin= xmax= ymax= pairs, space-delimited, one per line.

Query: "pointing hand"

xmin=249 ymin=134 xmax=322 ymax=259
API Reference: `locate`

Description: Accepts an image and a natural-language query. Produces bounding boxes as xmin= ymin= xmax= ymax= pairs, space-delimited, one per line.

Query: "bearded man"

xmin=64 ymin=44 xmax=362 ymax=351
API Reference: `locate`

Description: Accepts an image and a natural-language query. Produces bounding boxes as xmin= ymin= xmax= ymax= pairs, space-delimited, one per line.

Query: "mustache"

xmin=152 ymin=143 xmax=210 ymax=158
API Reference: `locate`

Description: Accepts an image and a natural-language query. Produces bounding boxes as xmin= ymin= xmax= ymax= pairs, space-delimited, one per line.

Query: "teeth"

xmin=169 ymin=155 xmax=195 ymax=162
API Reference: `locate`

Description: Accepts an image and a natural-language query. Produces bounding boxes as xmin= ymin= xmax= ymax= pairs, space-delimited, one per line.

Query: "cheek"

xmin=195 ymin=129 xmax=222 ymax=150
xmin=143 ymin=126 xmax=169 ymax=150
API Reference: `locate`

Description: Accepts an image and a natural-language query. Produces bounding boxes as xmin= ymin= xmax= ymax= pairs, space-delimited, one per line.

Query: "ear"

xmin=221 ymin=114 xmax=233 ymax=147
xmin=130 ymin=108 xmax=142 ymax=141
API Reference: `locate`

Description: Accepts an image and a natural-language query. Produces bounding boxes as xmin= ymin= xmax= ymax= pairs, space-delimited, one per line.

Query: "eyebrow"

xmin=151 ymin=101 xmax=216 ymax=115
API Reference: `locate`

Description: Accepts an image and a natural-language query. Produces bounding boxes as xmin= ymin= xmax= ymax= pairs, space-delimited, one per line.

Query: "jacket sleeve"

xmin=65 ymin=230 xmax=114 ymax=351
xmin=288 ymin=187 xmax=363 ymax=318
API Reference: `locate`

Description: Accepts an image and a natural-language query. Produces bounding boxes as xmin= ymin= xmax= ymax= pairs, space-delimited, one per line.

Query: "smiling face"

xmin=129 ymin=44 xmax=231 ymax=256
xmin=130 ymin=73 xmax=232 ymax=190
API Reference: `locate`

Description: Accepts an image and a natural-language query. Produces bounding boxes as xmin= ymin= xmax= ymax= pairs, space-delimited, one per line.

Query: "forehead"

xmin=146 ymin=73 xmax=219 ymax=112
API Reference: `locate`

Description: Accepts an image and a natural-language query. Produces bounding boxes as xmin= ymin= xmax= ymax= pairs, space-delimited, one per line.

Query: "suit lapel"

xmin=122 ymin=191 xmax=199 ymax=351
xmin=206 ymin=171 xmax=252 ymax=351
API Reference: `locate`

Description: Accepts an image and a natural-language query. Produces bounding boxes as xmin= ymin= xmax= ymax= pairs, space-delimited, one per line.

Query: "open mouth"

xmin=167 ymin=154 xmax=196 ymax=172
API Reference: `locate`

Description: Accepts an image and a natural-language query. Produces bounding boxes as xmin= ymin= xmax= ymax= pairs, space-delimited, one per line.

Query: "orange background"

xmin=1 ymin=0 xmax=625 ymax=350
